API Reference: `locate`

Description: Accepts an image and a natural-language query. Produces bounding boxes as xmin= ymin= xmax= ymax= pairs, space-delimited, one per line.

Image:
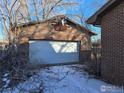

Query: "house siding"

xmin=101 ymin=1 xmax=124 ymax=85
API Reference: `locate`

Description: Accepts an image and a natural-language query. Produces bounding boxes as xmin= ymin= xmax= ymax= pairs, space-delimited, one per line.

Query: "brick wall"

xmin=101 ymin=1 xmax=124 ymax=85
xmin=17 ymin=22 xmax=91 ymax=50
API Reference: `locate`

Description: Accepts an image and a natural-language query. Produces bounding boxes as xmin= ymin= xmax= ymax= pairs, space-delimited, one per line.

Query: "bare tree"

xmin=0 ymin=0 xmax=80 ymax=92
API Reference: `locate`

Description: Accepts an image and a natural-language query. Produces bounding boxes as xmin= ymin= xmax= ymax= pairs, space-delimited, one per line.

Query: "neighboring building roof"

xmin=13 ymin=15 xmax=96 ymax=35
xmin=86 ymin=0 xmax=123 ymax=26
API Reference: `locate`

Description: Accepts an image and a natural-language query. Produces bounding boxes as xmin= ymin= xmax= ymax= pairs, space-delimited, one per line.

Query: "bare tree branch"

xmin=32 ymin=0 xmax=39 ymax=21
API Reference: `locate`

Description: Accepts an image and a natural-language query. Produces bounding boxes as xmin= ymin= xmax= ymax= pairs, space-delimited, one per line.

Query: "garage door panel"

xmin=29 ymin=40 xmax=80 ymax=65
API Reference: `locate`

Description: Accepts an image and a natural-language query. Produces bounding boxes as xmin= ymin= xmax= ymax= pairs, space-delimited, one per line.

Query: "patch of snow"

xmin=2 ymin=64 xmax=124 ymax=93
xmin=2 ymin=73 xmax=10 ymax=88
xmin=3 ymin=73 xmax=9 ymax=77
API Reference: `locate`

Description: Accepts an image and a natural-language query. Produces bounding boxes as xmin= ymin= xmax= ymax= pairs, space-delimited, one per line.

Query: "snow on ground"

xmin=2 ymin=64 xmax=124 ymax=93
xmin=2 ymin=73 xmax=10 ymax=88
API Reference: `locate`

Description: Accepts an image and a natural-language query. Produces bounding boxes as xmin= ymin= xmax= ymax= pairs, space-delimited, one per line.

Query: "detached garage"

xmin=29 ymin=40 xmax=80 ymax=65
xmin=13 ymin=15 xmax=96 ymax=66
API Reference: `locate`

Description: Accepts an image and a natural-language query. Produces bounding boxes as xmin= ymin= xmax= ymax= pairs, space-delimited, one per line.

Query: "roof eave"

xmin=87 ymin=0 xmax=124 ymax=26
xmin=87 ymin=18 xmax=101 ymax=25
xmin=90 ymin=32 xmax=97 ymax=36
xmin=86 ymin=0 xmax=120 ymax=25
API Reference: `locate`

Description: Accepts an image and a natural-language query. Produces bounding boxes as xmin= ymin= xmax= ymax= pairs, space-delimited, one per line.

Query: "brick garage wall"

xmin=19 ymin=22 xmax=91 ymax=48
xmin=101 ymin=1 xmax=124 ymax=85
xmin=17 ymin=22 xmax=92 ymax=64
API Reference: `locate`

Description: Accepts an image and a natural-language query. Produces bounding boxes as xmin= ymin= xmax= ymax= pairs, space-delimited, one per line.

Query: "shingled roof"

xmin=86 ymin=0 xmax=123 ymax=26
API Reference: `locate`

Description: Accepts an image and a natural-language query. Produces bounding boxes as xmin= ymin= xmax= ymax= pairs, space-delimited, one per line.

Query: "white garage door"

xmin=29 ymin=40 xmax=80 ymax=65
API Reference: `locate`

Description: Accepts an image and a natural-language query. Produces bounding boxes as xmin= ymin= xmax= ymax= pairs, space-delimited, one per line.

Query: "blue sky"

xmin=0 ymin=22 xmax=4 ymax=39
xmin=66 ymin=0 xmax=107 ymax=41
xmin=0 ymin=0 xmax=107 ymax=40
xmin=81 ymin=0 xmax=107 ymax=41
